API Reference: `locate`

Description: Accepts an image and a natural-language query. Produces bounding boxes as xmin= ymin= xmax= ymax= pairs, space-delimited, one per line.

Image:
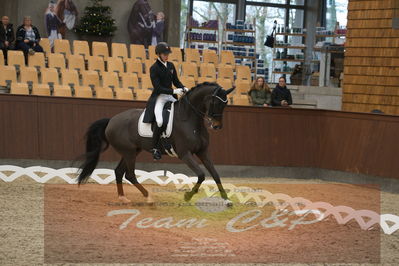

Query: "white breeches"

xmin=154 ymin=94 xmax=176 ymax=127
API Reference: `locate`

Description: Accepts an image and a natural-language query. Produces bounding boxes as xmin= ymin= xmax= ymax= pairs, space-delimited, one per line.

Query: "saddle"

xmin=138 ymin=101 xmax=174 ymax=138
xmin=138 ymin=102 xmax=178 ymax=157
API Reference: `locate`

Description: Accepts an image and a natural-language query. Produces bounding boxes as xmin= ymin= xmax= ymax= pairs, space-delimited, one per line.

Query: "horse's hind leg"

xmin=115 ymin=159 xmax=130 ymax=203
xmin=123 ymin=151 xmax=154 ymax=204
xmin=181 ymin=152 xmax=206 ymax=202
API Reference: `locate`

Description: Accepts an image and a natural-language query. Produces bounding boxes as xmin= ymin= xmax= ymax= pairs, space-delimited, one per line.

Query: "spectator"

xmin=0 ymin=16 xmax=15 ymax=64
xmin=248 ymin=77 xmax=271 ymax=107
xmin=271 ymin=76 xmax=292 ymax=107
xmin=16 ymin=16 xmax=44 ymax=63
xmin=45 ymin=1 xmax=63 ymax=49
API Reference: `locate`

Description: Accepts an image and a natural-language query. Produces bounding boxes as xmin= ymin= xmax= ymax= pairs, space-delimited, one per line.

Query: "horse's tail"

xmin=77 ymin=118 xmax=110 ymax=185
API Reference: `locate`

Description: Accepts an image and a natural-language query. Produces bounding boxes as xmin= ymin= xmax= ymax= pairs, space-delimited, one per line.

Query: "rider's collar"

xmin=157 ymin=57 xmax=168 ymax=68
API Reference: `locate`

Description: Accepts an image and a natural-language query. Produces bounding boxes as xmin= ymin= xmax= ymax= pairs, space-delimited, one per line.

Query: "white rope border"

xmin=0 ymin=165 xmax=398 ymax=235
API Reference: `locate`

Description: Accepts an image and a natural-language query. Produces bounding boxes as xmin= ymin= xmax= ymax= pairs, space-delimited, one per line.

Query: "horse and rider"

xmin=77 ymin=42 xmax=235 ymax=205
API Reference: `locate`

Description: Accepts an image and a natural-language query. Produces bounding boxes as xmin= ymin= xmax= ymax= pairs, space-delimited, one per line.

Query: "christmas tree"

xmin=74 ymin=0 xmax=117 ymax=36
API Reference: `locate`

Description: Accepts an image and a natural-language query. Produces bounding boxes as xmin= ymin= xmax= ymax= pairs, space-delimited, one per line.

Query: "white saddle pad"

xmin=138 ymin=103 xmax=174 ymax=138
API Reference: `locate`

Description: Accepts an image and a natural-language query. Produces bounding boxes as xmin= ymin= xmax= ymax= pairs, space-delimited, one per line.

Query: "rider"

xmin=142 ymin=42 xmax=188 ymax=160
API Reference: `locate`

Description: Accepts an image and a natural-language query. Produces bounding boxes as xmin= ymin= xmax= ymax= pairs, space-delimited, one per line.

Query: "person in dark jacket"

xmin=271 ymin=76 xmax=293 ymax=107
xmin=143 ymin=42 xmax=187 ymax=160
xmin=45 ymin=1 xmax=63 ymax=48
xmin=16 ymin=16 xmax=44 ymax=63
xmin=0 ymin=16 xmax=15 ymax=63
xmin=248 ymin=77 xmax=271 ymax=107
xmin=151 ymin=12 xmax=165 ymax=45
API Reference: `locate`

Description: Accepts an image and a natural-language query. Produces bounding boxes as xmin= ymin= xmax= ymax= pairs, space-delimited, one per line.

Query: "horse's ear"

xmin=225 ymin=87 xmax=235 ymax=95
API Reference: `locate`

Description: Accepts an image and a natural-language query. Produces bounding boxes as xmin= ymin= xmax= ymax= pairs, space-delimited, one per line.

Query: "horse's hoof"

xmin=224 ymin=199 xmax=233 ymax=208
xmin=184 ymin=192 xmax=192 ymax=202
xmin=146 ymin=196 xmax=155 ymax=205
xmin=118 ymin=196 xmax=131 ymax=203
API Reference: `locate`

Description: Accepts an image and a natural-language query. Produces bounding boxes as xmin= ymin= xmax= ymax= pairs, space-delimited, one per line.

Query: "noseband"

xmin=183 ymin=86 xmax=227 ymax=120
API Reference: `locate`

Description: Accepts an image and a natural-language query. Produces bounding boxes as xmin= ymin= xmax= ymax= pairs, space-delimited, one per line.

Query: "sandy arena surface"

xmin=1 ymin=175 xmax=399 ymax=266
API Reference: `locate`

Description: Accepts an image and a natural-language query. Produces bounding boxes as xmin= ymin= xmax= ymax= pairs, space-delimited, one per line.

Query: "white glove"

xmin=173 ymin=88 xmax=184 ymax=96
xmin=183 ymin=87 xmax=189 ymax=92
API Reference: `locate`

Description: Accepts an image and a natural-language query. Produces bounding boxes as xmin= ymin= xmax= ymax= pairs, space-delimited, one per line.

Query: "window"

xmin=326 ymin=0 xmax=348 ymax=30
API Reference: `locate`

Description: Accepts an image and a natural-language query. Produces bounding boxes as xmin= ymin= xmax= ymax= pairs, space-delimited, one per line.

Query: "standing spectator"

xmin=248 ymin=77 xmax=271 ymax=107
xmin=16 ymin=16 xmax=44 ymax=63
xmin=151 ymin=12 xmax=165 ymax=45
xmin=271 ymin=76 xmax=293 ymax=107
xmin=0 ymin=16 xmax=15 ymax=64
xmin=55 ymin=0 xmax=78 ymax=39
xmin=45 ymin=1 xmax=63 ymax=49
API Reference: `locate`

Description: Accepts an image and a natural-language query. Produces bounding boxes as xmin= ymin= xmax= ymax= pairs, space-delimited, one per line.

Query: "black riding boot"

xmin=151 ymin=125 xmax=163 ymax=160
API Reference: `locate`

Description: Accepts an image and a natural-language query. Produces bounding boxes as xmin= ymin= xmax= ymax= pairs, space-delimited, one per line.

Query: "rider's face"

xmin=160 ymin=53 xmax=169 ymax=62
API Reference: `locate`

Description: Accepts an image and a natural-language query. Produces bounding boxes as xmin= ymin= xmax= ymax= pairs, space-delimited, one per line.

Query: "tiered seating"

xmin=2 ymin=39 xmax=254 ymax=105
xmin=40 ymin=38 xmax=51 ymax=55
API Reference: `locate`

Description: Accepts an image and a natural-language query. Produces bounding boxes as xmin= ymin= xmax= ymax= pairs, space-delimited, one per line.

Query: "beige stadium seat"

xmin=87 ymin=56 xmax=105 ymax=74
xmin=92 ymin=41 xmax=109 ymax=60
xmin=48 ymin=53 xmax=66 ymax=70
xmin=198 ymin=76 xmax=216 ymax=83
xmin=10 ymin=83 xmax=29 ymax=95
xmin=112 ymin=43 xmax=128 ymax=61
xmin=121 ymin=72 xmax=139 ymax=90
xmin=61 ymin=69 xmax=80 ymax=87
xmin=0 ymin=65 xmax=17 ymax=86
xmin=67 ymin=54 xmax=85 ymax=72
xmin=216 ymin=78 xmax=233 ymax=91
xmin=102 ymin=71 xmax=120 ymax=89
xmin=74 ymin=86 xmax=93 ymax=98
xmin=179 ymin=76 xmax=196 ymax=90
xmin=41 ymin=68 xmax=60 ymax=85
xmin=96 ymin=87 xmax=114 ymax=99
xmin=203 ymin=50 xmax=218 ymax=66
xmin=141 ymin=75 xmax=154 ymax=90
xmin=144 ymin=59 xmax=155 ymax=74
xmin=20 ymin=67 xmax=39 ymax=84
xmin=107 ymin=57 xmax=124 ymax=74
xmin=54 ymin=39 xmax=71 ymax=56
xmin=82 ymin=70 xmax=100 ymax=88
xmin=130 ymin=44 xmax=146 ymax=61
xmin=169 ymin=47 xmax=182 ymax=64
xmin=135 ymin=88 xmax=152 ymax=101
xmin=148 ymin=45 xmax=156 ymax=61
xmin=200 ymin=63 xmax=216 ymax=80
xmin=218 ymin=65 xmax=234 ymax=80
xmin=40 ymin=38 xmax=51 ymax=54
xmin=220 ymin=50 xmax=235 ymax=68
xmin=235 ymin=79 xmax=251 ymax=95
xmin=53 ymin=85 xmax=72 ymax=97
xmin=126 ymin=59 xmax=143 ymax=78
xmin=115 ymin=88 xmax=133 ymax=100
xmin=231 ymin=95 xmax=251 ymax=106
xmin=28 ymin=52 xmax=46 ymax=70
xmin=181 ymin=62 xmax=198 ymax=81
xmin=185 ymin=48 xmax=200 ymax=65
xmin=32 ymin=83 xmax=51 ymax=96
xmin=236 ymin=65 xmax=252 ymax=81
xmin=0 ymin=50 xmax=4 ymax=65
xmin=73 ymin=40 xmax=90 ymax=58
xmin=8 ymin=51 xmax=25 ymax=68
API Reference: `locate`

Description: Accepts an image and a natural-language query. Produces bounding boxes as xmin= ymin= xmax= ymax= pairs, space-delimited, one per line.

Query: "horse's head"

xmin=204 ymin=86 xmax=235 ymax=130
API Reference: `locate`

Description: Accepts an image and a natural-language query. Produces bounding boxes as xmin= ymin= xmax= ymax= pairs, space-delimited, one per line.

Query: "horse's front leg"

xmin=197 ymin=151 xmax=231 ymax=204
xmin=180 ymin=152 xmax=205 ymax=202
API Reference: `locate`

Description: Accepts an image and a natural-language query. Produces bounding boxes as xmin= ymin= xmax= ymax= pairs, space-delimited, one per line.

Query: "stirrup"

xmin=151 ymin=148 xmax=162 ymax=161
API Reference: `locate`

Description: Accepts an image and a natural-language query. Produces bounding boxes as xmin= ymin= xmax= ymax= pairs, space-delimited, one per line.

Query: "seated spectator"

xmin=271 ymin=76 xmax=292 ymax=107
xmin=16 ymin=16 xmax=43 ymax=63
xmin=248 ymin=77 xmax=271 ymax=107
xmin=0 ymin=16 xmax=15 ymax=64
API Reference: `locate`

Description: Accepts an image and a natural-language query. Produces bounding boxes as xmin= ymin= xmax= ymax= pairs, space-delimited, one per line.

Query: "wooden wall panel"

xmin=1 ymin=94 xmax=399 ymax=179
xmin=343 ymin=0 xmax=399 ymax=115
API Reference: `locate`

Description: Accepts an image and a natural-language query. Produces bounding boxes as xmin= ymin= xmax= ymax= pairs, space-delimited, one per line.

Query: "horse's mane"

xmin=184 ymin=82 xmax=220 ymax=97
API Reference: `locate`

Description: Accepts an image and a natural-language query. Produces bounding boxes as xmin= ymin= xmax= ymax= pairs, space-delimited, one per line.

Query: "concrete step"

xmin=292 ymin=99 xmax=317 ymax=109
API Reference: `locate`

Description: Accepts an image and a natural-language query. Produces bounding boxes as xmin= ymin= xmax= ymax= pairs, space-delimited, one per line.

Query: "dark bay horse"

xmin=77 ymin=83 xmax=235 ymax=205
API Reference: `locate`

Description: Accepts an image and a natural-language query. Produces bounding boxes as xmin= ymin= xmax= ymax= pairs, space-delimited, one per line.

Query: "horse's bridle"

xmin=183 ymin=87 xmax=228 ymax=120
